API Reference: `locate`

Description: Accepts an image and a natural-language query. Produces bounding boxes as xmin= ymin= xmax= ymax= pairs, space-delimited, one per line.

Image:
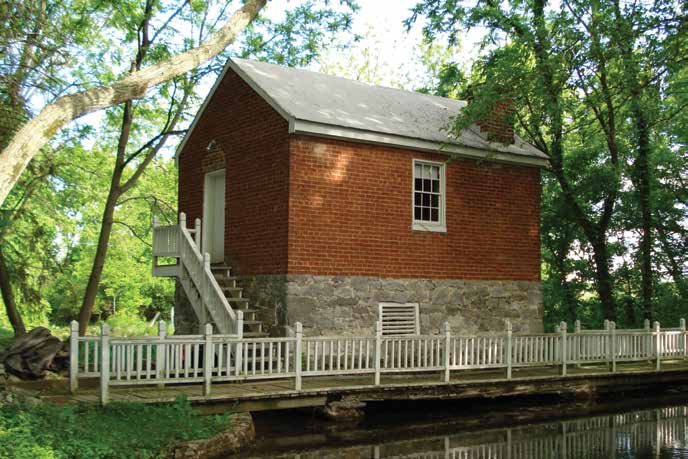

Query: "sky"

xmin=260 ymin=0 xmax=486 ymax=89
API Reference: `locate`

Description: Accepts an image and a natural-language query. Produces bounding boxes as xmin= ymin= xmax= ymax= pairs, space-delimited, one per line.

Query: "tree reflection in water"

xmin=251 ymin=405 xmax=688 ymax=459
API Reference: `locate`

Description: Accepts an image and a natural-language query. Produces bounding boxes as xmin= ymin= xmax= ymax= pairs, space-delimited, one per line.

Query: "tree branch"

xmin=0 ymin=0 xmax=267 ymax=205
xmin=113 ymin=220 xmax=152 ymax=247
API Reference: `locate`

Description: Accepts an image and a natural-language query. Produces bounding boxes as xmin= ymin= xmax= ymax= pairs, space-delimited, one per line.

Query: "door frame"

xmin=202 ymin=168 xmax=226 ymax=262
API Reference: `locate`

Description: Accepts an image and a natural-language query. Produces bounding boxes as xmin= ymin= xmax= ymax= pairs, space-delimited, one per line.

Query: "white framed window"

xmin=412 ymin=160 xmax=446 ymax=232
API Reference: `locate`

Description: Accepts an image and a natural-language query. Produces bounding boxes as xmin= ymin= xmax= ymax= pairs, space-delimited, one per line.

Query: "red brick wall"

xmin=179 ymin=69 xmax=541 ymax=280
xmin=287 ymin=136 xmax=541 ymax=281
xmin=477 ymin=99 xmax=514 ymax=144
xmin=177 ymin=68 xmax=290 ymax=275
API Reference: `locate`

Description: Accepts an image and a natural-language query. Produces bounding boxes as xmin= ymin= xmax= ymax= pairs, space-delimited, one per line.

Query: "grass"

xmin=0 ymin=396 xmax=231 ymax=459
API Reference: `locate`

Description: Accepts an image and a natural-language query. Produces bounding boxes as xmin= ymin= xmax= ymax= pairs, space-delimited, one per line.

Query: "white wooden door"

xmin=202 ymin=169 xmax=225 ymax=263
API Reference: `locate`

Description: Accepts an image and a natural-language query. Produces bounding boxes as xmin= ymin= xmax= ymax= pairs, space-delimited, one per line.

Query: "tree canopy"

xmin=0 ymin=0 xmax=686 ymax=336
xmin=409 ymin=0 xmax=687 ymax=327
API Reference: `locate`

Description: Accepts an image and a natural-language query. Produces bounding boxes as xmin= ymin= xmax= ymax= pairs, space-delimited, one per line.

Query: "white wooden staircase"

xmin=152 ymin=213 xmax=268 ymax=337
xmin=209 ymin=265 xmax=268 ymax=338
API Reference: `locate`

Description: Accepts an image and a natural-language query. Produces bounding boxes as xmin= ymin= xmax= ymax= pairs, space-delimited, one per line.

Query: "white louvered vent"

xmin=378 ymin=302 xmax=420 ymax=336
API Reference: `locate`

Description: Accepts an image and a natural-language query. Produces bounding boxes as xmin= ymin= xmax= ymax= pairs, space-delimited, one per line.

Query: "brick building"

xmin=173 ymin=58 xmax=548 ymax=336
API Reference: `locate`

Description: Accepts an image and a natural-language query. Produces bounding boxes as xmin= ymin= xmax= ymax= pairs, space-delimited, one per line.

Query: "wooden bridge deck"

xmin=30 ymin=360 xmax=688 ymax=412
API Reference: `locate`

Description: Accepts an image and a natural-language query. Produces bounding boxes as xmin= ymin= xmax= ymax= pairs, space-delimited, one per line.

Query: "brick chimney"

xmin=465 ymin=87 xmax=515 ymax=144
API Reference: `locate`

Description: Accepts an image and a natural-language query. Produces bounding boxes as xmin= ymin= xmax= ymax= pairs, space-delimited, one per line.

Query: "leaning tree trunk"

xmin=77 ymin=176 xmax=121 ymax=335
xmin=0 ymin=0 xmax=266 ymax=206
xmin=0 ymin=245 xmax=26 ymax=336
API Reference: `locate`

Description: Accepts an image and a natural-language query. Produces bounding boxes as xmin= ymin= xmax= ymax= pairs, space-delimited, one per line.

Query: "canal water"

xmin=237 ymin=395 xmax=688 ymax=458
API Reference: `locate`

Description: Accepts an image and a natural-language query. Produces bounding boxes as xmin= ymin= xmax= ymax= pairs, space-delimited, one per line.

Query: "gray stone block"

xmin=213 ymin=274 xmax=545 ymax=337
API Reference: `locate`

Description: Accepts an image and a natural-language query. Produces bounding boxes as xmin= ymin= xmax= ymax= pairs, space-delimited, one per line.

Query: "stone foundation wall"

xmin=233 ymin=275 xmax=543 ymax=336
xmin=235 ymin=275 xmax=289 ymax=336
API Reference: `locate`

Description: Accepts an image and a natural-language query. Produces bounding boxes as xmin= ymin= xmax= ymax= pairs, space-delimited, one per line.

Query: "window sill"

xmin=412 ymin=222 xmax=447 ymax=233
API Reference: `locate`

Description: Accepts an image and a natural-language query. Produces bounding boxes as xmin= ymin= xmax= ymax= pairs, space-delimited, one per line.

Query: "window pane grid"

xmin=413 ymin=162 xmax=442 ymax=224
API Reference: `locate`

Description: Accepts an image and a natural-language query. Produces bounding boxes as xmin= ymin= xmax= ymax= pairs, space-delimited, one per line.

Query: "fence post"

xmin=506 ymin=320 xmax=513 ymax=380
xmin=574 ymin=320 xmax=581 ymax=369
xmin=654 ymin=321 xmax=661 ymax=371
xmin=610 ymin=321 xmax=616 ymax=373
xmin=554 ymin=324 xmax=560 ymax=359
xmin=235 ymin=311 xmax=243 ymax=377
xmin=645 ymin=319 xmax=652 ymax=363
xmin=605 ymin=320 xmax=611 ymax=368
xmin=203 ymin=323 xmax=213 ymax=396
xmin=69 ymin=320 xmax=79 ymax=393
xmin=603 ymin=319 xmax=609 ymax=362
xmin=201 ymin=253 xmax=211 ymax=332
xmin=99 ymin=324 xmax=110 ymax=405
xmin=156 ymin=321 xmax=167 ymax=388
xmin=375 ymin=321 xmax=382 ymax=386
xmin=680 ymin=318 xmax=686 ymax=360
xmin=294 ymin=322 xmax=303 ymax=391
xmin=443 ymin=322 xmax=451 ymax=383
xmin=560 ymin=321 xmax=567 ymax=377
xmin=194 ymin=218 xmax=202 ymax=248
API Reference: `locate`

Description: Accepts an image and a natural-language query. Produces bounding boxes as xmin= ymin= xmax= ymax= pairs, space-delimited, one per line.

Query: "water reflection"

xmin=256 ymin=405 xmax=688 ymax=458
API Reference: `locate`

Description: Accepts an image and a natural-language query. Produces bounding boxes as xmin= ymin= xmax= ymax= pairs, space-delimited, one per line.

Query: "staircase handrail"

xmin=177 ymin=213 xmax=239 ymax=335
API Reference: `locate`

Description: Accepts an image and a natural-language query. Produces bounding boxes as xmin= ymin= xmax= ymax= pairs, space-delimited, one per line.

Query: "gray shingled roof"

xmin=177 ymin=58 xmax=548 ymax=165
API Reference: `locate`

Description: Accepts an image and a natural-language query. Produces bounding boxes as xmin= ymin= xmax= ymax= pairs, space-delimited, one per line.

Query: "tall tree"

xmin=0 ymin=0 xmax=101 ymax=334
xmin=76 ymin=0 xmax=190 ymax=334
xmin=408 ymin=0 xmax=686 ymax=324
xmin=409 ymin=0 xmax=618 ymax=319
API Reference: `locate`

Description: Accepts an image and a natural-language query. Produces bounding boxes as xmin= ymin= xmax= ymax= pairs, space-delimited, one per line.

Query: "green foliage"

xmin=241 ymin=0 xmax=360 ymax=67
xmin=0 ymin=397 xmax=230 ymax=459
xmin=409 ymin=0 xmax=688 ymax=329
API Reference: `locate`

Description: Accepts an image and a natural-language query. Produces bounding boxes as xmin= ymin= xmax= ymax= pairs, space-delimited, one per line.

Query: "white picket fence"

xmin=70 ymin=319 xmax=688 ymax=405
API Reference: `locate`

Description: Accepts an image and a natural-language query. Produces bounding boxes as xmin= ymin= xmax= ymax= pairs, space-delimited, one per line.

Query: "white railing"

xmin=152 ymin=213 xmax=240 ymax=336
xmin=70 ymin=318 xmax=688 ymax=404
xmin=151 ymin=223 xmax=178 ymax=257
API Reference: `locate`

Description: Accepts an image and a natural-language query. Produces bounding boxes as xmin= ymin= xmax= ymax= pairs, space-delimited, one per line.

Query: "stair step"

xmin=215 ymin=277 xmax=237 ymax=288
xmin=210 ymin=266 xmax=232 ymax=276
xmin=236 ymin=310 xmax=258 ymax=321
xmin=222 ymin=287 xmax=242 ymax=295
xmin=227 ymin=297 xmax=249 ymax=304
xmin=243 ymin=321 xmax=262 ymax=330
xmin=213 ymin=273 xmax=237 ymax=281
